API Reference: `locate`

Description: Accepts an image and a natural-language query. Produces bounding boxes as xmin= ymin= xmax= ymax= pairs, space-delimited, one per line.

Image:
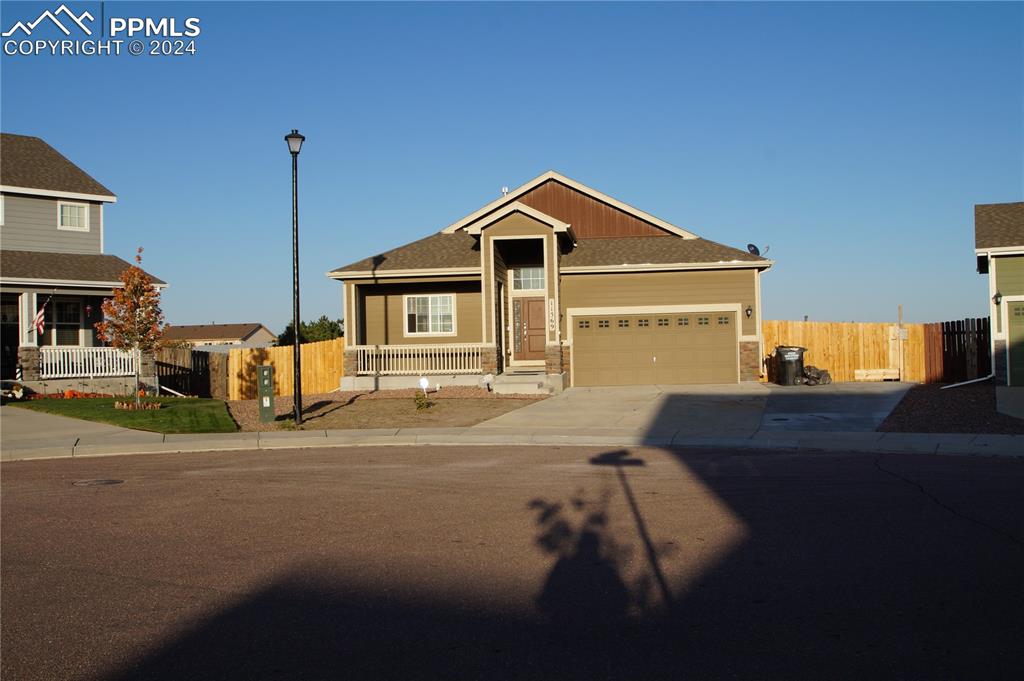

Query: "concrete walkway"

xmin=2 ymin=402 xmax=1021 ymax=461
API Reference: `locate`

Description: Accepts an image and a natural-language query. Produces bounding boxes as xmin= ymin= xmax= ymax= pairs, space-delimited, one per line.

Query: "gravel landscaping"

xmin=227 ymin=388 xmax=545 ymax=431
xmin=878 ymin=383 xmax=1024 ymax=434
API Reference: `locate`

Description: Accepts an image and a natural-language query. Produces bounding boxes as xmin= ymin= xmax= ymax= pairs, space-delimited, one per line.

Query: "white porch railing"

xmin=39 ymin=346 xmax=137 ymax=380
xmin=352 ymin=344 xmax=487 ymax=376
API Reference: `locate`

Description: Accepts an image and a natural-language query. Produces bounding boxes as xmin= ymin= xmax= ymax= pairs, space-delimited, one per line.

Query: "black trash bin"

xmin=773 ymin=346 xmax=806 ymax=385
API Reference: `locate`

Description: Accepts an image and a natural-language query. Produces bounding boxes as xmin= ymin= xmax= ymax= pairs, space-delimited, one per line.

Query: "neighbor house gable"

xmin=441 ymin=171 xmax=698 ymax=239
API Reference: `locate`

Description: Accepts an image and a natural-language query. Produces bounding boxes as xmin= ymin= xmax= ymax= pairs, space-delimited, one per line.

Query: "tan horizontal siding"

xmin=360 ymin=281 xmax=483 ymax=344
xmin=560 ymin=269 xmax=758 ymax=337
xmin=995 ymin=255 xmax=1024 ymax=296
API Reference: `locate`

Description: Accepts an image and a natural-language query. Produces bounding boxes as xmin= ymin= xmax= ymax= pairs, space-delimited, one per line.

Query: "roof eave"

xmin=560 ymin=260 xmax=773 ymax=274
xmin=0 ymin=184 xmax=117 ymax=203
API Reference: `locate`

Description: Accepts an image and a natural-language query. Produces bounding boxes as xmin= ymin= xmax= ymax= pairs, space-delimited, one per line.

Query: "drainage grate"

xmin=73 ymin=479 xmax=124 ymax=487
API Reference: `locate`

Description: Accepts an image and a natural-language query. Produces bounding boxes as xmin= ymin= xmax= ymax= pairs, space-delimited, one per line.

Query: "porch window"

xmin=58 ymin=202 xmax=89 ymax=231
xmin=405 ymin=294 xmax=455 ymax=335
xmin=44 ymin=301 xmax=81 ymax=346
xmin=512 ymin=267 xmax=544 ymax=291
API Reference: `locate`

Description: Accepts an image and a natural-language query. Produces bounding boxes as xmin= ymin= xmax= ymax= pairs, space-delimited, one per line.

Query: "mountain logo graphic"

xmin=2 ymin=4 xmax=94 ymax=37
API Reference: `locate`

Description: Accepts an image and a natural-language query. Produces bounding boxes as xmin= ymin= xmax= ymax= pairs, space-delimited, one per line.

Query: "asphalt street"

xmin=2 ymin=445 xmax=1022 ymax=680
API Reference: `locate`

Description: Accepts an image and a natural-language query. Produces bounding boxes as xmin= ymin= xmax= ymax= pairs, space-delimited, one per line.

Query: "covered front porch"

xmin=0 ymin=289 xmax=147 ymax=393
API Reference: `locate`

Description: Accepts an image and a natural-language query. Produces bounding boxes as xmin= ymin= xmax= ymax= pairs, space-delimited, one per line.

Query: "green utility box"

xmin=257 ymin=365 xmax=275 ymax=423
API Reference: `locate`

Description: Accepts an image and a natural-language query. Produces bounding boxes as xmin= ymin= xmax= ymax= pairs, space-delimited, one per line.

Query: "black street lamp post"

xmin=285 ymin=129 xmax=305 ymax=425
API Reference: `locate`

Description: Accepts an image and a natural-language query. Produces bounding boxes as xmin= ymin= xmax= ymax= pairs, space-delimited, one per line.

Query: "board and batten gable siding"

xmin=0 ymin=193 xmax=103 ymax=254
xmin=359 ymin=280 xmax=483 ymax=345
xmin=517 ymin=179 xmax=669 ymax=238
xmin=560 ymin=268 xmax=759 ymax=338
xmin=479 ymin=212 xmax=558 ymax=344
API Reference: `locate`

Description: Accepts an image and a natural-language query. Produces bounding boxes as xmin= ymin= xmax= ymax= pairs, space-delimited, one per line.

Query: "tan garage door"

xmin=572 ymin=312 xmax=739 ymax=386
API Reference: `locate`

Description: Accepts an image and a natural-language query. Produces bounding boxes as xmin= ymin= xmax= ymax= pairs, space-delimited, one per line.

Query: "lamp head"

xmin=285 ymin=129 xmax=305 ymax=155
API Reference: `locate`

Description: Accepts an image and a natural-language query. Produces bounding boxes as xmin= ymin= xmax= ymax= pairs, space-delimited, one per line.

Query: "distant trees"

xmin=277 ymin=315 xmax=344 ymax=346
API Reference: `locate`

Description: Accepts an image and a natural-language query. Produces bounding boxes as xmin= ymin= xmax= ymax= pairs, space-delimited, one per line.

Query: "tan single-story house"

xmin=163 ymin=323 xmax=276 ymax=349
xmin=328 ymin=171 xmax=772 ymax=392
xmin=975 ymin=202 xmax=1024 ymax=385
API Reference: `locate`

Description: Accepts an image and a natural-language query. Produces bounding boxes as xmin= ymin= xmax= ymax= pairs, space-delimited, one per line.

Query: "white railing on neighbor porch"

xmin=352 ymin=344 xmax=487 ymax=376
xmin=40 ymin=346 xmax=137 ymax=380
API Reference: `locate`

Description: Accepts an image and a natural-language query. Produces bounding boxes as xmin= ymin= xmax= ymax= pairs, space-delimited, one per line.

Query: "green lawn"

xmin=10 ymin=397 xmax=238 ymax=434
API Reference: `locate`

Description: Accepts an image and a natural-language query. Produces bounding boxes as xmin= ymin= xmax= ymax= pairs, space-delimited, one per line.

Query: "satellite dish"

xmin=746 ymin=244 xmax=760 ymax=256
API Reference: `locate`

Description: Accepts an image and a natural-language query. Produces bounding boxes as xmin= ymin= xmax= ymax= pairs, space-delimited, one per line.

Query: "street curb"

xmin=2 ymin=429 xmax=1022 ymax=462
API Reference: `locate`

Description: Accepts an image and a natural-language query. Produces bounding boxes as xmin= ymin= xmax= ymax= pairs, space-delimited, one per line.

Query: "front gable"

xmin=442 ymin=171 xmax=698 ymax=239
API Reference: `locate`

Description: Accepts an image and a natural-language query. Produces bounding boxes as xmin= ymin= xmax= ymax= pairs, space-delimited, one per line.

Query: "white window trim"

xmin=58 ymin=201 xmax=90 ymax=232
xmin=1 ymin=194 xmax=5 ymax=226
xmin=402 ymin=293 xmax=458 ymax=337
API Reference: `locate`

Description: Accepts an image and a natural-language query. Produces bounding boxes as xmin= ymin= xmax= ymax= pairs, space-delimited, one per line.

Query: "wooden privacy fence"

xmin=923 ymin=318 xmax=990 ymax=383
xmin=763 ymin=318 xmax=990 ymax=384
xmin=155 ymin=348 xmax=228 ymax=399
xmin=227 ymin=337 xmax=344 ymax=400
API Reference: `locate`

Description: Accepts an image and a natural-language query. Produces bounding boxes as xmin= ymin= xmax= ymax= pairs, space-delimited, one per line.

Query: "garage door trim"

xmin=566 ymin=304 xmax=744 ymax=386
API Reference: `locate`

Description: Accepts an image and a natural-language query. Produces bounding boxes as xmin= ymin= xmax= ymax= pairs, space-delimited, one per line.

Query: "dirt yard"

xmin=227 ymin=388 xmax=545 ymax=431
xmin=878 ymin=383 xmax=1024 ymax=434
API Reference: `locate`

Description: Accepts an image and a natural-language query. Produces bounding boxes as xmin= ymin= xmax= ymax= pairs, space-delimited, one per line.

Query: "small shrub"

xmin=414 ymin=391 xmax=433 ymax=411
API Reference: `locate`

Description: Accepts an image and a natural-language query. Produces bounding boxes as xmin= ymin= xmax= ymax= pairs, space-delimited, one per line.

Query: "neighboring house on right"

xmin=975 ymin=202 xmax=1024 ymax=386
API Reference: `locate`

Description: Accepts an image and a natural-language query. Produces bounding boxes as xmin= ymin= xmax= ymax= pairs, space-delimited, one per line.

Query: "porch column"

xmin=19 ymin=292 xmax=38 ymax=347
xmin=17 ymin=291 xmax=40 ymax=381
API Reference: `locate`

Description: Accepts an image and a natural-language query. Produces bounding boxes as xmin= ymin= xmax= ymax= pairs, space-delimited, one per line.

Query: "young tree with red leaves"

xmin=95 ymin=248 xmax=165 ymax=407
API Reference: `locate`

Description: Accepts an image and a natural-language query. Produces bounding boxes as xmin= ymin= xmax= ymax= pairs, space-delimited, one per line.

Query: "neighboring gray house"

xmin=0 ymin=133 xmax=165 ymax=391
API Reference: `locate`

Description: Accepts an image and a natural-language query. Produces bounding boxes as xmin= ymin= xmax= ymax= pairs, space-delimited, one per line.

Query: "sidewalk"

xmin=2 ymin=406 xmax=1021 ymax=461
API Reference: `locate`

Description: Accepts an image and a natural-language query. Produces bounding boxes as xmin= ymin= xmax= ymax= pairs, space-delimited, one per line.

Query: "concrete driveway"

xmin=477 ymin=382 xmax=912 ymax=436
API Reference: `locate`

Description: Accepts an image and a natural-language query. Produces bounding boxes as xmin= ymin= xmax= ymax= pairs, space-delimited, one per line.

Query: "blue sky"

xmin=2 ymin=1 xmax=1021 ymax=331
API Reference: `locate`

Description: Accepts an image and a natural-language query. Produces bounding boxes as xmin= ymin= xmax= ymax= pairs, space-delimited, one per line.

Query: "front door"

xmin=513 ymin=297 xmax=546 ymax=362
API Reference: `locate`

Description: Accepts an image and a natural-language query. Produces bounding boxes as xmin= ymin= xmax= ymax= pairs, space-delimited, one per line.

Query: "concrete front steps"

xmin=492 ymin=370 xmax=560 ymax=395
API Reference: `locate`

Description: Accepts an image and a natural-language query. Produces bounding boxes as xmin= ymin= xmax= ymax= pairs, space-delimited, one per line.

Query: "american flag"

xmin=28 ymin=296 xmax=50 ymax=337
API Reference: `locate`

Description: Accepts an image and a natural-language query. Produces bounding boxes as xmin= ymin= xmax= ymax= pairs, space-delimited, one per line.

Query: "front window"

xmin=512 ymin=266 xmax=544 ymax=291
xmin=58 ymin=202 xmax=89 ymax=231
xmin=44 ymin=301 xmax=81 ymax=346
xmin=405 ymin=294 xmax=455 ymax=335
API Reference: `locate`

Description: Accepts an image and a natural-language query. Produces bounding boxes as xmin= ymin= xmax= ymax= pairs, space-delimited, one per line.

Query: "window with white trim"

xmin=58 ymin=202 xmax=89 ymax=231
xmin=44 ymin=301 xmax=81 ymax=346
xmin=405 ymin=294 xmax=455 ymax=335
xmin=512 ymin=267 xmax=544 ymax=291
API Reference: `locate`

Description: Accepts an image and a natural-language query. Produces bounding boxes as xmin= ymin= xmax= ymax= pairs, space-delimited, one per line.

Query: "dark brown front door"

xmin=514 ymin=297 xmax=546 ymax=361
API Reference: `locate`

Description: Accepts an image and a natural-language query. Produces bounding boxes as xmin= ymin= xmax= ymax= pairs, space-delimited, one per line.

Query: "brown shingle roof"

xmin=560 ymin=236 xmax=766 ymax=268
xmin=1 ymin=133 xmax=115 ymax=198
xmin=0 ymin=250 xmax=165 ymax=285
xmin=331 ymin=231 xmax=480 ymax=273
xmin=163 ymin=323 xmax=271 ymax=342
xmin=331 ymin=231 xmax=766 ymax=274
xmin=975 ymin=202 xmax=1024 ymax=249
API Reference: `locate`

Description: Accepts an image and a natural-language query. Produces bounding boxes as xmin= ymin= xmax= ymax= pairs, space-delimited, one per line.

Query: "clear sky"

xmin=2 ymin=1 xmax=1021 ymax=332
